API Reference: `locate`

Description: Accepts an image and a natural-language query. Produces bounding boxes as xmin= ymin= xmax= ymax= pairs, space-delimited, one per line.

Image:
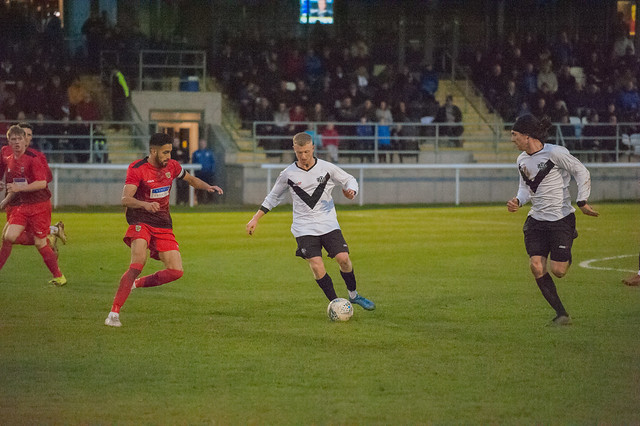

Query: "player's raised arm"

xmin=182 ymin=172 xmax=223 ymax=195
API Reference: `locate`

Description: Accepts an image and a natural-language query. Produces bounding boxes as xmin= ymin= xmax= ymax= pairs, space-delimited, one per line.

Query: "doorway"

xmin=150 ymin=111 xmax=203 ymax=159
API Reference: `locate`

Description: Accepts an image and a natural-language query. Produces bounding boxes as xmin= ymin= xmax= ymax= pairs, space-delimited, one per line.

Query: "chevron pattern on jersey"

xmin=287 ymin=173 xmax=330 ymax=209
xmin=519 ymin=159 xmax=554 ymax=193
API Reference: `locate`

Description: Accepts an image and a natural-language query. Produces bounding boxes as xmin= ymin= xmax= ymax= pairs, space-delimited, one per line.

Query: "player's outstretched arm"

xmin=506 ymin=197 xmax=521 ymax=212
xmin=183 ymin=173 xmax=223 ymax=195
xmin=579 ymin=203 xmax=599 ymax=217
xmin=246 ymin=210 xmax=266 ymax=235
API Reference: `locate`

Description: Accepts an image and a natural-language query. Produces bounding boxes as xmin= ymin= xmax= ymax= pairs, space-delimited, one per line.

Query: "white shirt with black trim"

xmin=261 ymin=158 xmax=358 ymax=237
xmin=515 ymin=143 xmax=591 ymax=222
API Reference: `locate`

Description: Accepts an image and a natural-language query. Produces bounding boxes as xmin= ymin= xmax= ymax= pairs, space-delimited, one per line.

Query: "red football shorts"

xmin=6 ymin=200 xmax=52 ymax=239
xmin=124 ymin=223 xmax=180 ymax=260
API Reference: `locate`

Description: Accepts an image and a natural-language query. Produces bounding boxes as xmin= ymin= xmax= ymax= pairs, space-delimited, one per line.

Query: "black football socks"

xmin=535 ymin=273 xmax=568 ymax=316
xmin=316 ymin=273 xmax=338 ymax=301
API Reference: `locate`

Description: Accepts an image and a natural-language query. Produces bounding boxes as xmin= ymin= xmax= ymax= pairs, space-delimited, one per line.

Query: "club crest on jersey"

xmin=135 ymin=225 xmax=141 ymax=232
xmin=150 ymin=185 xmax=170 ymax=199
xmin=316 ymin=175 xmax=327 ymax=184
xmin=537 ymin=162 xmax=548 ymax=170
xmin=165 ymin=172 xmax=171 ymax=178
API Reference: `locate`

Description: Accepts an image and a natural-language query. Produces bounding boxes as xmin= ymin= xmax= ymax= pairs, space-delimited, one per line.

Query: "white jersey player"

xmin=247 ymin=132 xmax=375 ymax=311
xmin=507 ymin=114 xmax=598 ymax=326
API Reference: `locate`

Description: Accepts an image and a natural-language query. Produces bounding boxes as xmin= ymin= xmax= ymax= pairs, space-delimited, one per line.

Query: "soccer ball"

xmin=327 ymin=298 xmax=353 ymax=321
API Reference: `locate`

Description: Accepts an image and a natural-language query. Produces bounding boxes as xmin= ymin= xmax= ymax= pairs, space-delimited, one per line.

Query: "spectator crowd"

xmin=469 ymin=14 xmax=640 ymax=160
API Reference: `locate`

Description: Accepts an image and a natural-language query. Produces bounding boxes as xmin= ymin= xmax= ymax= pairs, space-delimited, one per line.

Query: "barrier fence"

xmin=261 ymin=162 xmax=640 ymax=206
xmin=48 ymin=163 xmax=201 ymax=208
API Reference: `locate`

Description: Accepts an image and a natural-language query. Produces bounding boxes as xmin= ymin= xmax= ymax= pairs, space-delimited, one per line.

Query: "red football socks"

xmin=135 ymin=268 xmax=183 ymax=288
xmin=0 ymin=240 xmax=12 ymax=270
xmin=111 ymin=263 xmax=143 ymax=313
xmin=38 ymin=245 xmax=62 ymax=277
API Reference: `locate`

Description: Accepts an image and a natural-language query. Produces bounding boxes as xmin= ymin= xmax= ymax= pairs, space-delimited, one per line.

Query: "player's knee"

xmin=166 ymin=268 xmax=183 ymax=281
xmin=334 ymin=252 xmax=351 ymax=268
xmin=551 ymin=266 xmax=568 ymax=278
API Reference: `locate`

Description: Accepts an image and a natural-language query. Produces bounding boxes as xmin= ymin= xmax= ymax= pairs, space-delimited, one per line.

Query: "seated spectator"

xmin=537 ymin=60 xmax=558 ymax=94
xmin=552 ymin=31 xmax=574 ymax=67
xmin=71 ymin=115 xmax=90 ymax=163
xmin=531 ymin=97 xmax=548 ymax=120
xmin=585 ymin=83 xmax=607 ymax=117
xmin=499 ymin=80 xmax=522 ymax=122
xmin=556 ymin=65 xmax=576 ymax=100
xmin=434 ymin=95 xmax=464 ymax=147
xmin=308 ymin=102 xmax=326 ymax=123
xmin=394 ymin=101 xmax=419 ymax=163
xmin=273 ymin=102 xmax=291 ymax=135
xmin=520 ymin=62 xmax=538 ymax=102
xmin=584 ymin=50 xmax=606 ymax=85
xmin=375 ymin=100 xmax=393 ymax=123
xmin=600 ymin=114 xmax=619 ymax=162
xmin=356 ymin=116 xmax=374 ymax=162
xmin=581 ymin=111 xmax=604 ymax=160
xmin=346 ymin=83 xmax=366 ymax=108
xmin=46 ymin=74 xmax=70 ymax=120
xmin=613 ymin=34 xmax=634 ymax=59
xmin=558 ymin=114 xmax=577 ymax=150
xmin=419 ymin=63 xmax=439 ymax=100
xmin=565 ymin=80 xmax=589 ymax=117
xmin=74 ymin=92 xmax=101 ymax=122
xmin=549 ymin=99 xmax=569 ymax=123
xmin=289 ymin=104 xmax=307 ymax=133
xmin=238 ymin=81 xmax=259 ymax=128
xmin=485 ymin=63 xmax=506 ymax=111
xmin=356 ymin=99 xmax=377 ymax=123
xmin=254 ymin=97 xmax=274 ymax=137
xmin=321 ymin=122 xmax=340 ymax=163
xmin=0 ymin=93 xmax=21 ymax=120
xmin=616 ymin=80 xmax=640 ymax=120
xmin=294 ymin=79 xmax=311 ymax=108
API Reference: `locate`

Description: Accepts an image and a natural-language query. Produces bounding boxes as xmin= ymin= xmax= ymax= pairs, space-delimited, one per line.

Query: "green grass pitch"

xmin=1 ymin=203 xmax=639 ymax=424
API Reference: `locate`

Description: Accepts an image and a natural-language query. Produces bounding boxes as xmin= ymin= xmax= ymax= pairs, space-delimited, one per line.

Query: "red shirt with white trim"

xmin=0 ymin=145 xmax=52 ymax=206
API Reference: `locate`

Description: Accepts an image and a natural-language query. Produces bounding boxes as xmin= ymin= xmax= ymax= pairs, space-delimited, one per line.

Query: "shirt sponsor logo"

xmin=147 ymin=180 xmax=155 ymax=183
xmin=150 ymin=185 xmax=170 ymax=199
xmin=13 ymin=177 xmax=27 ymax=186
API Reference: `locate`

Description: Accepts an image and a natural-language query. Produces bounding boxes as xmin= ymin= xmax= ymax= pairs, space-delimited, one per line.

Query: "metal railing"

xmin=100 ymin=49 xmax=207 ymax=92
xmin=249 ymin=120 xmax=640 ymax=163
xmin=1 ymin=119 xmax=152 ymax=164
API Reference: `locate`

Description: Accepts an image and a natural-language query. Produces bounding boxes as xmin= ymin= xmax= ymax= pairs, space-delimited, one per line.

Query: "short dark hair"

xmin=149 ymin=132 xmax=173 ymax=147
xmin=17 ymin=122 xmax=33 ymax=131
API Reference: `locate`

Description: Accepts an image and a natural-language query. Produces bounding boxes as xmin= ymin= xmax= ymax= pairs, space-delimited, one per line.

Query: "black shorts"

xmin=295 ymin=229 xmax=349 ymax=259
xmin=523 ymin=213 xmax=576 ymax=262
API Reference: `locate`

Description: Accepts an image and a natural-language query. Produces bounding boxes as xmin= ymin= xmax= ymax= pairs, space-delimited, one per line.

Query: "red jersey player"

xmin=0 ymin=125 xmax=66 ymax=285
xmin=105 ymin=132 xmax=223 ymax=327
xmin=0 ymin=122 xmax=67 ymax=254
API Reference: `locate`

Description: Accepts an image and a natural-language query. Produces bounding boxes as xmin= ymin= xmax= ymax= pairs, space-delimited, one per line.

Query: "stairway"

xmin=436 ymin=79 xmax=517 ymax=163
